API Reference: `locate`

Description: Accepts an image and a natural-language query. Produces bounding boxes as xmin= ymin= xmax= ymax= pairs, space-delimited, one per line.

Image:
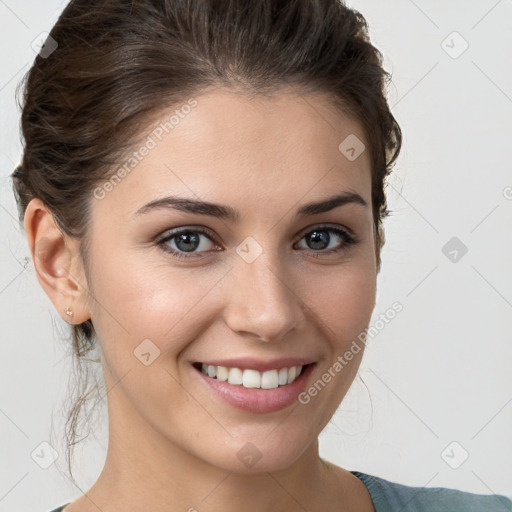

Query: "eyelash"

xmin=156 ymin=224 xmax=358 ymax=261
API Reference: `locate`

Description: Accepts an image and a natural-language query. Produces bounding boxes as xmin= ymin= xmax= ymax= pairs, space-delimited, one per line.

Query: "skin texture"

xmin=25 ymin=88 xmax=377 ymax=512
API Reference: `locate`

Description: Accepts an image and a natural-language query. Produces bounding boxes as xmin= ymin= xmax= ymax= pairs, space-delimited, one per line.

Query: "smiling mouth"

xmin=192 ymin=362 xmax=311 ymax=389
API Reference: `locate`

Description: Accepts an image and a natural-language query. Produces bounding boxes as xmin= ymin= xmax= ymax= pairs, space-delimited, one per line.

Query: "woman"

xmin=11 ymin=0 xmax=511 ymax=511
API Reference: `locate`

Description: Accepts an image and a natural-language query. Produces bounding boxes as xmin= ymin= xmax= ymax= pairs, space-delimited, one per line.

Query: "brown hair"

xmin=11 ymin=0 xmax=401 ymax=483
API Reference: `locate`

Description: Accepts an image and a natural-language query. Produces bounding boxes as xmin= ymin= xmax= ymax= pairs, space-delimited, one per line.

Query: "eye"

xmin=156 ymin=224 xmax=358 ymax=261
xmin=294 ymin=225 xmax=357 ymax=257
xmin=157 ymin=227 xmax=220 ymax=260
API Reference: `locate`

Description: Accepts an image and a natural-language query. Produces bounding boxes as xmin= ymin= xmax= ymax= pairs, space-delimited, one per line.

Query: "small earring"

xmin=65 ymin=306 xmax=74 ymax=318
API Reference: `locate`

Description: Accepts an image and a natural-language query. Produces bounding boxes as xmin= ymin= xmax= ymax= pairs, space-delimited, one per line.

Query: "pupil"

xmin=309 ymin=230 xmax=329 ymax=250
xmin=176 ymin=232 xmax=199 ymax=252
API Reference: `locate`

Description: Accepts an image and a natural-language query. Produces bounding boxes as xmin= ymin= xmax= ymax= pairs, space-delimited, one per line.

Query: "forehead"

xmin=95 ymin=87 xmax=372 ymax=222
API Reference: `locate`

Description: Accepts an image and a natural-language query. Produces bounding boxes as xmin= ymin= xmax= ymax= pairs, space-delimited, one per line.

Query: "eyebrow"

xmin=134 ymin=191 xmax=367 ymax=221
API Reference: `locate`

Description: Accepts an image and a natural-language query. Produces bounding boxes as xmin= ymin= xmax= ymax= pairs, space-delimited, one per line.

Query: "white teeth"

xmin=216 ymin=366 xmax=229 ymax=381
xmin=287 ymin=366 xmax=297 ymax=384
xmin=198 ymin=364 xmax=305 ymax=389
xmin=261 ymin=370 xmax=279 ymax=389
xmin=227 ymin=367 xmax=243 ymax=385
xmin=288 ymin=366 xmax=303 ymax=384
xmin=242 ymin=369 xmax=261 ymax=388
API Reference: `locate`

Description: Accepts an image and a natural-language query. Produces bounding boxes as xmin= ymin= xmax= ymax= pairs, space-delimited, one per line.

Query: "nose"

xmin=222 ymin=249 xmax=306 ymax=343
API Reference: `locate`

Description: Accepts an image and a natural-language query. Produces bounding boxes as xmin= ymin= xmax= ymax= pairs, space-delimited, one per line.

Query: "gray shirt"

xmin=47 ymin=470 xmax=512 ymax=512
xmin=351 ymin=470 xmax=512 ymax=511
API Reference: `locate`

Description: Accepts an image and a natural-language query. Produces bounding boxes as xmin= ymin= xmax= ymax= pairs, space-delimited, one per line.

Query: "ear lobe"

xmin=24 ymin=198 xmax=91 ymax=324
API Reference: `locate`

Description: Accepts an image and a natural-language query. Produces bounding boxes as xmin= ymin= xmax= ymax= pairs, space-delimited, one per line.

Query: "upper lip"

xmin=195 ymin=357 xmax=316 ymax=372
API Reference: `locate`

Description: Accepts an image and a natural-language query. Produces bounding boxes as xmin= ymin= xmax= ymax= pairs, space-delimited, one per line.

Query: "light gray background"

xmin=1 ymin=1 xmax=511 ymax=510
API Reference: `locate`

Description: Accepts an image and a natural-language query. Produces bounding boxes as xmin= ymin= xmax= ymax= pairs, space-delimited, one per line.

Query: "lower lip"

xmin=193 ymin=364 xmax=315 ymax=413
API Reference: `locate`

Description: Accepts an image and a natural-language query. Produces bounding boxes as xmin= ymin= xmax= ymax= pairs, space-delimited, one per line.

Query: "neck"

xmin=80 ymin=412 xmax=352 ymax=512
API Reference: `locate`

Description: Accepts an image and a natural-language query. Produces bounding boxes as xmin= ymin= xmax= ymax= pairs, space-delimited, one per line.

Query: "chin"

xmin=186 ymin=425 xmax=317 ymax=475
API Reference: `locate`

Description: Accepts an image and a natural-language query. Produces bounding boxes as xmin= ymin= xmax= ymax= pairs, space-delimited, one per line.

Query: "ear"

xmin=24 ymin=198 xmax=91 ymax=324
xmin=374 ymin=221 xmax=384 ymax=275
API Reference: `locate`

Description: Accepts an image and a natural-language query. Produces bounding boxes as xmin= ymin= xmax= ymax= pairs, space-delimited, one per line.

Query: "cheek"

xmin=332 ymin=271 xmax=375 ymax=333
xmin=88 ymin=252 xmax=231 ymax=359
xmin=289 ymin=263 xmax=376 ymax=435
xmin=301 ymin=258 xmax=376 ymax=346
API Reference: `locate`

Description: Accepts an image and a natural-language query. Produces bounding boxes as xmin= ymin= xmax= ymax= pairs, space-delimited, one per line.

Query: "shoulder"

xmin=351 ymin=471 xmax=512 ymax=512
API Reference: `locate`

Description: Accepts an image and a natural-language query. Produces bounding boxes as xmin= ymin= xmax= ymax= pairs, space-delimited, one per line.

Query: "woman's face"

xmin=81 ymin=88 xmax=377 ymax=473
